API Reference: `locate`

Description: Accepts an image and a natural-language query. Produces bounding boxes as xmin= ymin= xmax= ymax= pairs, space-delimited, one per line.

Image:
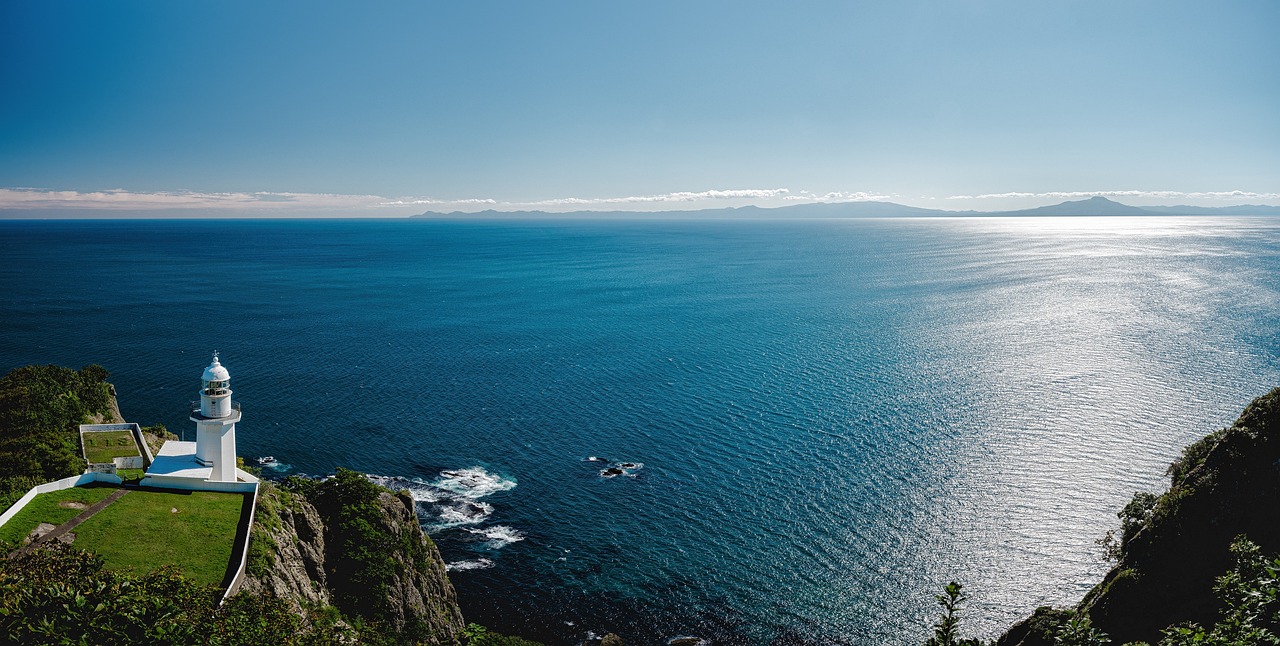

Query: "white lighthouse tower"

xmin=189 ymin=352 xmax=241 ymax=482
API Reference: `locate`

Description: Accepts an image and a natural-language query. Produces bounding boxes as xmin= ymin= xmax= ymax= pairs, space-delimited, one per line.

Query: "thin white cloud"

xmin=378 ymin=198 xmax=499 ymax=206
xmin=0 ymin=187 xmax=796 ymax=212
xmin=783 ymin=190 xmax=892 ymax=202
xmin=947 ymin=190 xmax=1280 ymax=201
xmin=0 ymin=188 xmax=387 ymax=210
xmin=525 ymin=188 xmax=791 ymax=207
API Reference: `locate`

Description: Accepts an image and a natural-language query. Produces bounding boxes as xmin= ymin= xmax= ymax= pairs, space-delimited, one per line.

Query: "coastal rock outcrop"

xmin=239 ymin=485 xmax=331 ymax=608
xmin=242 ymin=472 xmax=465 ymax=645
xmin=999 ymin=386 xmax=1280 ymax=645
xmin=367 ymin=487 xmax=464 ymax=638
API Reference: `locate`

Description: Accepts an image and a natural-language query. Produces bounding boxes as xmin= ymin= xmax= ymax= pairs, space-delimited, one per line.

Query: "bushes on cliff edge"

xmin=310 ymin=468 xmax=404 ymax=630
xmin=462 ymin=623 xmax=546 ymax=646
xmin=0 ymin=542 xmax=345 ymax=645
xmin=0 ymin=364 xmax=115 ymax=511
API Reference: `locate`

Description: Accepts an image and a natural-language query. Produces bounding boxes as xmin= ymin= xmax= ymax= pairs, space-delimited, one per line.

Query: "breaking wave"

xmin=465 ymin=524 xmax=526 ymax=550
xmin=367 ymin=467 xmax=523 ymax=567
xmin=445 ymin=558 xmax=495 ymax=572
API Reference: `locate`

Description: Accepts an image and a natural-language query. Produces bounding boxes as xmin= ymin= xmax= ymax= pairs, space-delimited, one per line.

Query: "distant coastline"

xmin=413 ymin=196 xmax=1280 ymax=220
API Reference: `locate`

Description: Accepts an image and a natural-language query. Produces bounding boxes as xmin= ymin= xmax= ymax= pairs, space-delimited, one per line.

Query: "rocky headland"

xmin=241 ymin=470 xmax=467 ymax=644
xmin=995 ymin=386 xmax=1280 ymax=645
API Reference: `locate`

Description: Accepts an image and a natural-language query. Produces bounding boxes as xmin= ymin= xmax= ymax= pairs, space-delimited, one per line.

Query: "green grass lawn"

xmin=72 ymin=489 xmax=245 ymax=588
xmin=82 ymin=430 xmax=140 ymax=463
xmin=0 ymin=485 xmax=118 ymax=547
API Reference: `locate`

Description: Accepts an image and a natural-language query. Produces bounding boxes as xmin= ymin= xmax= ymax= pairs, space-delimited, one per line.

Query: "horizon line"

xmin=2 ymin=187 xmax=1280 ymax=217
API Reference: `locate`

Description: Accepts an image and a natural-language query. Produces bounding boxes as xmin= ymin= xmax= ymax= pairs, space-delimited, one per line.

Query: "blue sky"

xmin=2 ymin=1 xmax=1277 ymax=216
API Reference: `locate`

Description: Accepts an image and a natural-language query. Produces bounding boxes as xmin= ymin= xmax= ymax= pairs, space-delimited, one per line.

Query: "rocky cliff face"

xmin=86 ymin=384 xmax=126 ymax=425
xmin=373 ymin=489 xmax=464 ymax=637
xmin=999 ymin=386 xmax=1280 ymax=645
xmin=238 ymin=485 xmax=331 ymax=608
xmin=241 ymin=476 xmax=465 ymax=645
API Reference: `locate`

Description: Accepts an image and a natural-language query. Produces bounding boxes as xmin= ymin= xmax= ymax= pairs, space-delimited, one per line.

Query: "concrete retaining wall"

xmin=220 ymin=482 xmax=260 ymax=604
xmin=113 ymin=456 xmax=144 ymax=469
xmin=0 ymin=472 xmax=123 ymax=529
xmin=79 ymin=423 xmax=149 ymax=468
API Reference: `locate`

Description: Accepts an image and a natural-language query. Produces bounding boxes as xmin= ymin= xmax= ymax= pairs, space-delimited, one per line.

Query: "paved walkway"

xmin=9 ymin=488 xmax=130 ymax=558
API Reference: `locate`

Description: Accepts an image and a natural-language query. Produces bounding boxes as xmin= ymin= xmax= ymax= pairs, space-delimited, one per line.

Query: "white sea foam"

xmin=367 ymin=468 xmax=522 ymax=539
xmin=445 ymin=558 xmax=494 ymax=572
xmin=465 ymin=524 xmax=526 ymax=549
xmin=434 ymin=467 xmax=517 ymax=499
xmin=365 ymin=474 xmax=443 ymax=503
xmin=436 ymin=500 xmax=495 ymax=527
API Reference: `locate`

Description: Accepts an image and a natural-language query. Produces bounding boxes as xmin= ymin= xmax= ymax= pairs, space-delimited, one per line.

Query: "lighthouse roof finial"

xmin=203 ymin=351 xmax=230 ymax=382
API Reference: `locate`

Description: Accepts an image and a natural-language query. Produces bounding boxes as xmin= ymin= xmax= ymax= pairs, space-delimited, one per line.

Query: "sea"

xmin=2 ymin=216 xmax=1279 ymax=644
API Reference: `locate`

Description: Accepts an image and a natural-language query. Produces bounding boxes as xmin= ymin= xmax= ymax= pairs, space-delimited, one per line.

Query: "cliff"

xmin=241 ymin=471 xmax=466 ymax=645
xmin=998 ymin=386 xmax=1280 ymax=645
xmin=239 ymin=482 xmax=332 ymax=607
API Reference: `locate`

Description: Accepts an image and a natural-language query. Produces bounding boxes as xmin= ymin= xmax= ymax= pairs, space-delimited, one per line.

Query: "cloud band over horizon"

xmin=2 ymin=186 xmax=1278 ymax=215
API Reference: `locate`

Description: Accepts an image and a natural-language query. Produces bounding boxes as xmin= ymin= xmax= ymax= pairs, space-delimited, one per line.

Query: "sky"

xmin=1 ymin=1 xmax=1278 ymax=217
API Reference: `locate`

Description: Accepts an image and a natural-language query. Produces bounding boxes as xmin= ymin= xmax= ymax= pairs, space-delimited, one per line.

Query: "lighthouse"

xmin=189 ymin=352 xmax=241 ymax=482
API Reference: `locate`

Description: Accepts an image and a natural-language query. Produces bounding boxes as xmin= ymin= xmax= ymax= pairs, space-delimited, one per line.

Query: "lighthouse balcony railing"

xmin=190 ymin=400 xmax=241 ymax=417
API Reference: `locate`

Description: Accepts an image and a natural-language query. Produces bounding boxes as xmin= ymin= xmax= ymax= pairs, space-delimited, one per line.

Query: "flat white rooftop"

xmin=145 ymin=441 xmax=213 ymax=480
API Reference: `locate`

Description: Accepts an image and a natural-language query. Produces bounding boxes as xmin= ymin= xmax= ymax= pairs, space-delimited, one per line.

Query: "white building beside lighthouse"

xmin=141 ymin=353 xmax=258 ymax=491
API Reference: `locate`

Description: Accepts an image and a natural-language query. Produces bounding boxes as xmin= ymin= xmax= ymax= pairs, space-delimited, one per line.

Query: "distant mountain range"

xmin=414 ymin=196 xmax=1280 ymax=219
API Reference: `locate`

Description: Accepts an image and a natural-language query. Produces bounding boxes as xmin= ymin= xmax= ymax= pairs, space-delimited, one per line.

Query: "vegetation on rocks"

xmin=244 ymin=470 xmax=468 ymax=645
xmin=943 ymin=386 xmax=1280 ymax=646
xmin=461 ymin=623 xmax=546 ymax=646
xmin=0 ymin=364 xmax=117 ymax=510
xmin=141 ymin=422 xmax=179 ymax=455
xmin=0 ymin=362 xmax=477 ymax=645
xmin=0 ymin=542 xmax=351 ymax=645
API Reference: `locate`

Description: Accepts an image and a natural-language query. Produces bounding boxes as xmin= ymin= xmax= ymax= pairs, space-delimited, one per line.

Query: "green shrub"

xmin=311 ymin=468 xmax=401 ymax=626
xmin=1158 ymin=536 xmax=1280 ymax=645
xmin=924 ymin=582 xmax=989 ymax=646
xmin=463 ymin=623 xmax=546 ymax=646
xmin=0 ymin=542 xmax=341 ymax=645
xmin=0 ymin=364 xmax=116 ymax=492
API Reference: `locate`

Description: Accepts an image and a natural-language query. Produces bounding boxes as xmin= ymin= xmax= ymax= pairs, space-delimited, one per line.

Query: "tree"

xmin=1159 ymin=536 xmax=1280 ymax=645
xmin=925 ymin=581 xmax=988 ymax=646
xmin=1052 ymin=613 xmax=1110 ymax=646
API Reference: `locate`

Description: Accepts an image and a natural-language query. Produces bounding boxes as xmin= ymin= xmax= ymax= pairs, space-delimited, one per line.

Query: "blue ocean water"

xmin=2 ymin=217 xmax=1279 ymax=644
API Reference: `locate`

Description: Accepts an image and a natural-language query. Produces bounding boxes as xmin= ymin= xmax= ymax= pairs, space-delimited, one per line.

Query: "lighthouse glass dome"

xmin=201 ymin=354 xmax=230 ymax=395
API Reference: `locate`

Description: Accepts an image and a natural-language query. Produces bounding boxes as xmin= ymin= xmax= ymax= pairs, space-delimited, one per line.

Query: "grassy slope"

xmin=0 ymin=485 xmax=118 ymax=546
xmin=72 ymin=489 xmax=245 ymax=588
xmin=82 ymin=430 xmax=140 ymax=463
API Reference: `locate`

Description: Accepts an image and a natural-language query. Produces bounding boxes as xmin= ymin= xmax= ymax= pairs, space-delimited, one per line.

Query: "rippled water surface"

xmin=2 ymin=217 xmax=1279 ymax=644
